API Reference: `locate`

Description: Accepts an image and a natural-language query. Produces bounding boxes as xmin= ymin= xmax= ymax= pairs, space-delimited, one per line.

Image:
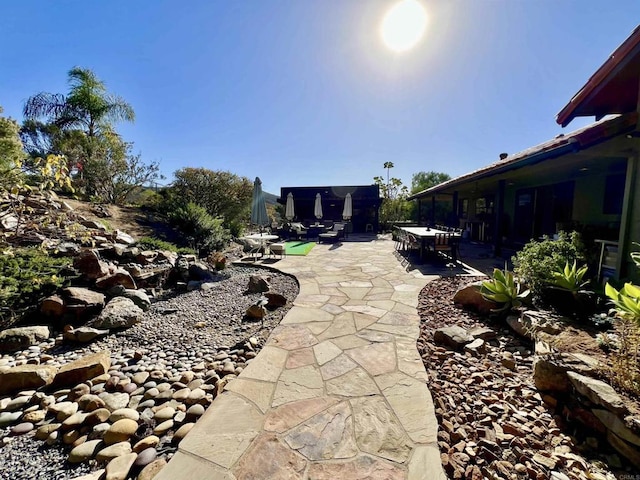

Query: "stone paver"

xmin=156 ymin=235 xmax=446 ymax=479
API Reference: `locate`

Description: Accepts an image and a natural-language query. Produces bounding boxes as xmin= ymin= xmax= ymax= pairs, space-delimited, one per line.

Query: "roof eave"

xmin=556 ymin=25 xmax=640 ymax=127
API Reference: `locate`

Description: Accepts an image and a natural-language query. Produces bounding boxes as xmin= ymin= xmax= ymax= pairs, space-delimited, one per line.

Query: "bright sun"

xmin=380 ymin=0 xmax=428 ymax=52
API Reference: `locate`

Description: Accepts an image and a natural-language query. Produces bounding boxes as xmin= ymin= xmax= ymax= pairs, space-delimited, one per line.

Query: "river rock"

xmin=173 ymin=422 xmax=194 ymax=444
xmin=96 ymin=441 xmax=132 ymax=462
xmin=68 ymin=439 xmax=104 ymax=463
xmin=109 ymin=408 xmax=140 ymax=422
xmin=104 ymin=418 xmax=138 ymax=445
xmin=105 ymin=452 xmax=137 ymax=480
xmin=99 ymin=392 xmax=130 ymax=412
xmin=138 ymin=458 xmax=167 ymax=480
xmin=133 ymin=435 xmax=160 ymax=453
xmin=35 ymin=423 xmax=61 ymax=440
xmin=134 ymin=447 xmax=157 ymax=467
xmin=10 ymin=422 xmax=34 ymax=435
xmin=153 ymin=419 xmax=174 ymax=435
xmin=154 ymin=406 xmax=175 ymax=422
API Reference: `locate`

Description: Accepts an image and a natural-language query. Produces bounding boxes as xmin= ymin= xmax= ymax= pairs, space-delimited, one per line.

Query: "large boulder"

xmin=62 ymin=287 xmax=106 ymax=310
xmin=188 ymin=262 xmax=214 ymax=282
xmin=89 ymin=297 xmax=143 ymax=329
xmin=507 ymin=311 xmax=567 ymax=340
xmin=52 ymin=350 xmax=111 ymax=389
xmin=95 ymin=268 xmax=137 ymax=290
xmin=0 ymin=326 xmax=50 ymax=352
xmin=120 ymin=289 xmax=151 ymax=312
xmin=567 ymin=371 xmax=627 ymax=415
xmin=247 ymin=275 xmax=270 ymax=294
xmin=40 ymin=295 xmax=65 ymax=317
xmin=113 ymin=230 xmax=136 ymax=245
xmin=0 ymin=364 xmax=58 ymax=396
xmin=73 ymin=250 xmax=110 ymax=280
xmin=452 ymin=282 xmax=498 ymax=315
xmin=532 ymin=353 xmax=600 ymax=393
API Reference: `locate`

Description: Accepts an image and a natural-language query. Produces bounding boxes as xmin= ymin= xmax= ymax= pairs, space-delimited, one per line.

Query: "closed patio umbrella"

xmin=285 ymin=192 xmax=295 ymax=220
xmin=314 ymin=193 xmax=323 ymax=221
xmin=251 ymin=177 xmax=270 ymax=232
xmin=342 ymin=193 xmax=352 ymax=220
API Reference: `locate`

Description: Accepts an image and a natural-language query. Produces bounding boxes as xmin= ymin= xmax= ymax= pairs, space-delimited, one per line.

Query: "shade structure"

xmin=342 ymin=193 xmax=352 ymax=220
xmin=250 ymin=177 xmax=270 ymax=230
xmin=285 ymin=192 xmax=295 ymax=220
xmin=314 ymin=193 xmax=323 ymax=220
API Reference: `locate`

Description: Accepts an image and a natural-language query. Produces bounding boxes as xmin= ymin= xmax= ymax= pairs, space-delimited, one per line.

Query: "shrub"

xmin=167 ymin=202 xmax=230 ymax=256
xmin=512 ymin=231 xmax=585 ymax=299
xmin=137 ymin=236 xmax=195 ymax=255
xmin=0 ymin=247 xmax=74 ymax=328
xmin=604 ymin=250 xmax=640 ymax=397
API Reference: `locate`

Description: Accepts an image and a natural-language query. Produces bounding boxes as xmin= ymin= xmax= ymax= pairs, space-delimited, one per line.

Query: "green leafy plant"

xmin=481 ymin=266 xmax=530 ymax=313
xmin=0 ymin=247 xmax=75 ymax=328
xmin=605 ymin=282 xmax=640 ymax=323
xmin=550 ymin=261 xmax=590 ymax=295
xmin=512 ymin=231 xmax=585 ymax=299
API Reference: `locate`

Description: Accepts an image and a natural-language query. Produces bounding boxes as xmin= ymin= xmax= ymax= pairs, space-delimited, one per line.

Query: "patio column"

xmin=452 ymin=191 xmax=459 ymax=228
xmin=493 ymin=180 xmax=505 ymax=256
xmin=431 ymin=195 xmax=436 ymax=225
xmin=618 ymin=154 xmax=638 ymax=279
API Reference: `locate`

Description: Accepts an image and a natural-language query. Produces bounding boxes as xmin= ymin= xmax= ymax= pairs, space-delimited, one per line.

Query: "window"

xmin=460 ymin=199 xmax=468 ymax=218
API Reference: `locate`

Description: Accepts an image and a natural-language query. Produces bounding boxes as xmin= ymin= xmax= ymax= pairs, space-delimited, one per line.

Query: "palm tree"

xmin=23 ymin=67 xmax=134 ymax=138
xmin=383 ymin=161 xmax=394 ymax=195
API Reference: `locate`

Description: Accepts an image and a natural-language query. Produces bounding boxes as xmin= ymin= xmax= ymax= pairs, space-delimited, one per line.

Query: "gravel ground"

xmin=0 ymin=264 xmax=299 ymax=480
xmin=416 ymin=276 xmax=634 ymax=479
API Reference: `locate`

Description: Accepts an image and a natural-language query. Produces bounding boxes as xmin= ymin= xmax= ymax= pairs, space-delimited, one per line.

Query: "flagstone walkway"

xmin=156 ymin=235 xmax=447 ymax=479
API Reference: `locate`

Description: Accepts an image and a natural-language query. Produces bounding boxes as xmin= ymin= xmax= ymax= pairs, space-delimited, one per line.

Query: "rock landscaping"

xmin=418 ymin=276 xmax=640 ymax=479
xmin=0 ymin=265 xmax=298 ymax=480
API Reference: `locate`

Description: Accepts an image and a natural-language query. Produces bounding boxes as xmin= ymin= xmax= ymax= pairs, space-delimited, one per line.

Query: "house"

xmin=278 ymin=185 xmax=381 ymax=233
xmin=408 ymin=25 xmax=640 ymax=279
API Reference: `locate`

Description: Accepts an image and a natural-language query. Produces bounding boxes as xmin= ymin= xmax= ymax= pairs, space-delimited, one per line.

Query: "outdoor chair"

xmin=241 ymin=238 xmax=265 ymax=261
xmin=269 ymin=242 xmax=286 ymax=259
xmin=405 ymin=234 xmax=421 ymax=260
xmin=432 ymin=233 xmax=456 ymax=261
xmin=318 ymin=223 xmax=345 ymax=243
xmin=289 ymin=222 xmax=308 ymax=240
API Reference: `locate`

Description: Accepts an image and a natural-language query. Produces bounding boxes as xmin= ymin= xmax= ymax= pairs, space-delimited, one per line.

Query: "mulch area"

xmin=416 ymin=276 xmax=632 ymax=480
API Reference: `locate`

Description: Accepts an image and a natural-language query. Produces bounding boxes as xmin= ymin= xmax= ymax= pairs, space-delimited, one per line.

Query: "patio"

xmin=156 ymin=233 xmax=448 ymax=479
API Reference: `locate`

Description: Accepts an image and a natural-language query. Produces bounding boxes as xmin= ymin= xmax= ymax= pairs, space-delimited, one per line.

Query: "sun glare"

xmin=380 ymin=0 xmax=428 ymax=53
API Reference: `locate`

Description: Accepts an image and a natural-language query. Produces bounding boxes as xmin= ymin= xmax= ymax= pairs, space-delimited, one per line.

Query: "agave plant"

xmin=605 ymin=282 xmax=640 ymax=324
xmin=481 ymin=265 xmax=529 ymax=313
xmin=550 ymin=260 xmax=589 ymax=295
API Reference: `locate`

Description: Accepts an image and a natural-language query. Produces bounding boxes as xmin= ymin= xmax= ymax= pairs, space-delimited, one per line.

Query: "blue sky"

xmin=1 ymin=1 xmax=639 ymax=195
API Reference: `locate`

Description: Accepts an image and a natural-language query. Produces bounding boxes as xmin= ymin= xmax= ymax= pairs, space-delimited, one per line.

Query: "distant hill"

xmin=264 ymin=191 xmax=279 ymax=206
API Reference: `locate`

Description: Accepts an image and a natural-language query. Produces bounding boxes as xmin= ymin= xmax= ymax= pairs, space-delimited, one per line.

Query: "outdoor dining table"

xmin=397 ymin=226 xmax=461 ymax=261
xmin=241 ymin=233 xmax=279 ymax=247
xmin=240 ymin=233 xmax=280 ymax=254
